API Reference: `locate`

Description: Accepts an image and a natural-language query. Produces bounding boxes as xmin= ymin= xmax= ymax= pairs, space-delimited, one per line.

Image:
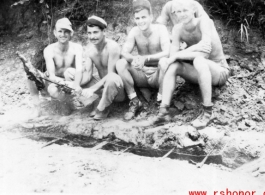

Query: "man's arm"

xmin=108 ymin=42 xmax=121 ymax=73
xmin=168 ymin=24 xmax=209 ymax=63
xmin=88 ymin=42 xmax=121 ymax=93
xmin=83 ymin=50 xmax=93 ymax=83
xmin=156 ymin=2 xmax=170 ymax=26
xmin=73 ymin=44 xmax=83 ymax=89
xmin=194 ymin=1 xmax=209 ymax=19
xmin=44 ymin=46 xmax=64 ymax=83
xmin=184 ymin=18 xmax=212 ymax=54
xmin=145 ymin=25 xmax=170 ymax=63
xmin=121 ymin=28 xmax=136 ymax=63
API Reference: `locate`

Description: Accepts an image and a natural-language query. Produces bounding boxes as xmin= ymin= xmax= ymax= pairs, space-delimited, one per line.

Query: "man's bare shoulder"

xmin=106 ymin=39 xmax=120 ymax=52
xmin=153 ymin=24 xmax=167 ymax=32
xmin=69 ymin=41 xmax=82 ymax=51
xmin=44 ymin=43 xmax=56 ymax=54
xmin=128 ymin=26 xmax=140 ymax=37
xmin=83 ymin=43 xmax=97 ymax=57
xmin=172 ymin=23 xmax=183 ymax=33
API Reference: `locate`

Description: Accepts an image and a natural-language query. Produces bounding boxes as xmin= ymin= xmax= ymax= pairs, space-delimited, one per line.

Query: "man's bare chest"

xmin=53 ymin=52 xmax=76 ymax=68
xmin=91 ymin=50 xmax=109 ymax=69
xmin=135 ymin=35 xmax=161 ymax=51
xmin=181 ymin=30 xmax=202 ymax=46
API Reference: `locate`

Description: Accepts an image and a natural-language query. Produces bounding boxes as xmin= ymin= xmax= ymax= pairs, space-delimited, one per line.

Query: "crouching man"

xmin=116 ymin=0 xmax=170 ymax=120
xmin=81 ymin=16 xmax=126 ymax=120
xmin=27 ymin=18 xmax=90 ymax=115
xmin=152 ymin=0 xmax=230 ymax=129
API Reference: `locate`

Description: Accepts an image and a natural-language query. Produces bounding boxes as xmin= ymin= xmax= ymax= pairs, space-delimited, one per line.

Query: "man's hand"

xmin=131 ymin=55 xmax=147 ymax=70
xmin=198 ymin=41 xmax=212 ymax=54
xmin=81 ymin=88 xmax=95 ymax=99
xmin=73 ymin=84 xmax=82 ymax=95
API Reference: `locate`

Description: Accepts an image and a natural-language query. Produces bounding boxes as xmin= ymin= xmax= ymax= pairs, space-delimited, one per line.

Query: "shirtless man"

xmin=81 ymin=16 xmax=125 ymax=120
xmin=156 ymin=0 xmax=209 ymax=26
xmin=116 ymin=0 xmax=170 ymax=120
xmin=27 ymin=18 xmax=89 ymax=114
xmin=152 ymin=0 xmax=230 ymax=129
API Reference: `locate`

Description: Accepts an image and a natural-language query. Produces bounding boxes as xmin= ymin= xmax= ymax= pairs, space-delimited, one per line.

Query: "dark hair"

xmin=87 ymin=24 xmax=104 ymax=31
xmin=133 ymin=6 xmax=151 ymax=15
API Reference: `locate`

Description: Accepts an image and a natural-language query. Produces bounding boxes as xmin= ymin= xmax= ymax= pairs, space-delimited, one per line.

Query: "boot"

xmin=93 ymin=107 xmax=110 ymax=120
xmin=150 ymin=105 xmax=171 ymax=125
xmin=191 ymin=104 xmax=213 ymax=129
xmin=124 ymin=97 xmax=142 ymax=120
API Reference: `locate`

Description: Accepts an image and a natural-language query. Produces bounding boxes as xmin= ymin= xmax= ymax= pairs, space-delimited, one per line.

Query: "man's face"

xmin=87 ymin=26 xmax=104 ymax=45
xmin=173 ymin=2 xmax=195 ymax=24
xmin=54 ymin=27 xmax=72 ymax=43
xmin=134 ymin=9 xmax=152 ymax=31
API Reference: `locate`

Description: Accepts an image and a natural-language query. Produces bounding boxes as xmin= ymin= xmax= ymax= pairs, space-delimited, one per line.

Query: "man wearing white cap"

xmin=116 ymin=0 xmax=170 ymax=120
xmin=27 ymin=18 xmax=90 ymax=115
xmin=81 ymin=16 xmax=125 ymax=120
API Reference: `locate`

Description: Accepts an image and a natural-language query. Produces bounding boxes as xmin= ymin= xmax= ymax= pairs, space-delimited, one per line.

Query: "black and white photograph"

xmin=0 ymin=0 xmax=265 ymax=194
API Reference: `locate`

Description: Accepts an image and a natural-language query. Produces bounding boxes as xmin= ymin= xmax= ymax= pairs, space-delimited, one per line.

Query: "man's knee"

xmin=105 ymin=73 xmax=123 ymax=88
xmin=47 ymin=84 xmax=60 ymax=98
xmin=158 ymin=58 xmax=168 ymax=73
xmin=193 ymin=56 xmax=209 ymax=72
xmin=116 ymin=59 xmax=129 ymax=73
xmin=64 ymin=68 xmax=75 ymax=80
xmin=167 ymin=62 xmax=182 ymax=76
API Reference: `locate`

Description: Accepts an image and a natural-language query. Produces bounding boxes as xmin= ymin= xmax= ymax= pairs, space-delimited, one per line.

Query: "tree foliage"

xmin=204 ymin=0 xmax=265 ymax=41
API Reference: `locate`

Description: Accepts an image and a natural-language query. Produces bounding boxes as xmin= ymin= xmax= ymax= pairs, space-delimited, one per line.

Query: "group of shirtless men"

xmin=28 ymin=0 xmax=230 ymax=129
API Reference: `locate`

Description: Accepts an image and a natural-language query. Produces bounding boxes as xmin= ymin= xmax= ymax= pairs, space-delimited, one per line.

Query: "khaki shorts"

xmin=212 ymin=59 xmax=230 ymax=86
xmin=129 ymin=65 xmax=160 ymax=88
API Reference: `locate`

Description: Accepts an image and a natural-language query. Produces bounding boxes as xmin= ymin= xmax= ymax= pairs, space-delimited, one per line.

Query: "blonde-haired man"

xmin=157 ymin=0 xmax=209 ymax=26
xmin=152 ymin=0 xmax=230 ymax=129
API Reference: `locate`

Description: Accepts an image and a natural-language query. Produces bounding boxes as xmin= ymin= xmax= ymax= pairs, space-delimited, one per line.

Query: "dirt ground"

xmin=0 ymin=131 xmax=264 ymax=195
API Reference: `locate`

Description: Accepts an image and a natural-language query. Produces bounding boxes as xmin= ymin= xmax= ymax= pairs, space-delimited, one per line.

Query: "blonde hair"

xmin=172 ymin=0 xmax=196 ymax=11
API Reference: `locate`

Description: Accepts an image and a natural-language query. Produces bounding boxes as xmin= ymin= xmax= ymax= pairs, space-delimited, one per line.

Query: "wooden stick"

xmin=92 ymin=141 xmax=108 ymax=150
xmin=41 ymin=138 xmax=63 ymax=149
xmin=116 ymin=146 xmax=131 ymax=156
xmin=160 ymin=147 xmax=175 ymax=160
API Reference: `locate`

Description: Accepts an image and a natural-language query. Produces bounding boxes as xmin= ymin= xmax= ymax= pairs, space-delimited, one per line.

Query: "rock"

xmin=93 ymin=120 xmax=145 ymax=145
xmin=174 ymin=101 xmax=184 ymax=110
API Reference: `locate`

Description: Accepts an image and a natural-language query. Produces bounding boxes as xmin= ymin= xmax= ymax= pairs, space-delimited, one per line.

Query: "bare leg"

xmin=27 ymin=79 xmax=40 ymax=105
xmin=64 ymin=67 xmax=91 ymax=86
xmin=116 ymin=59 xmax=136 ymax=96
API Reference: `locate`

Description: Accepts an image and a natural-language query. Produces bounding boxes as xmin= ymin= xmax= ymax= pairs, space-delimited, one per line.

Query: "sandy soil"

xmin=0 ymin=131 xmax=264 ymax=195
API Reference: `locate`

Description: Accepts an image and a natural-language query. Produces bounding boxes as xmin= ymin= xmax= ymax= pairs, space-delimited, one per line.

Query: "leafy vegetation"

xmin=203 ymin=0 xmax=265 ymax=42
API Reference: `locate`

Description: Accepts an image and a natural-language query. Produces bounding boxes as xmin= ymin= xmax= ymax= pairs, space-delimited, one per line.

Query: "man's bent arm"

xmin=184 ymin=18 xmax=212 ymax=53
xmin=108 ymin=43 xmax=121 ymax=73
xmin=89 ymin=43 xmax=121 ymax=92
xmin=83 ymin=53 xmax=93 ymax=84
xmin=170 ymin=24 xmax=209 ymax=62
xmin=44 ymin=47 xmax=64 ymax=83
xmin=73 ymin=44 xmax=83 ymax=88
xmin=121 ymin=28 xmax=136 ymax=63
